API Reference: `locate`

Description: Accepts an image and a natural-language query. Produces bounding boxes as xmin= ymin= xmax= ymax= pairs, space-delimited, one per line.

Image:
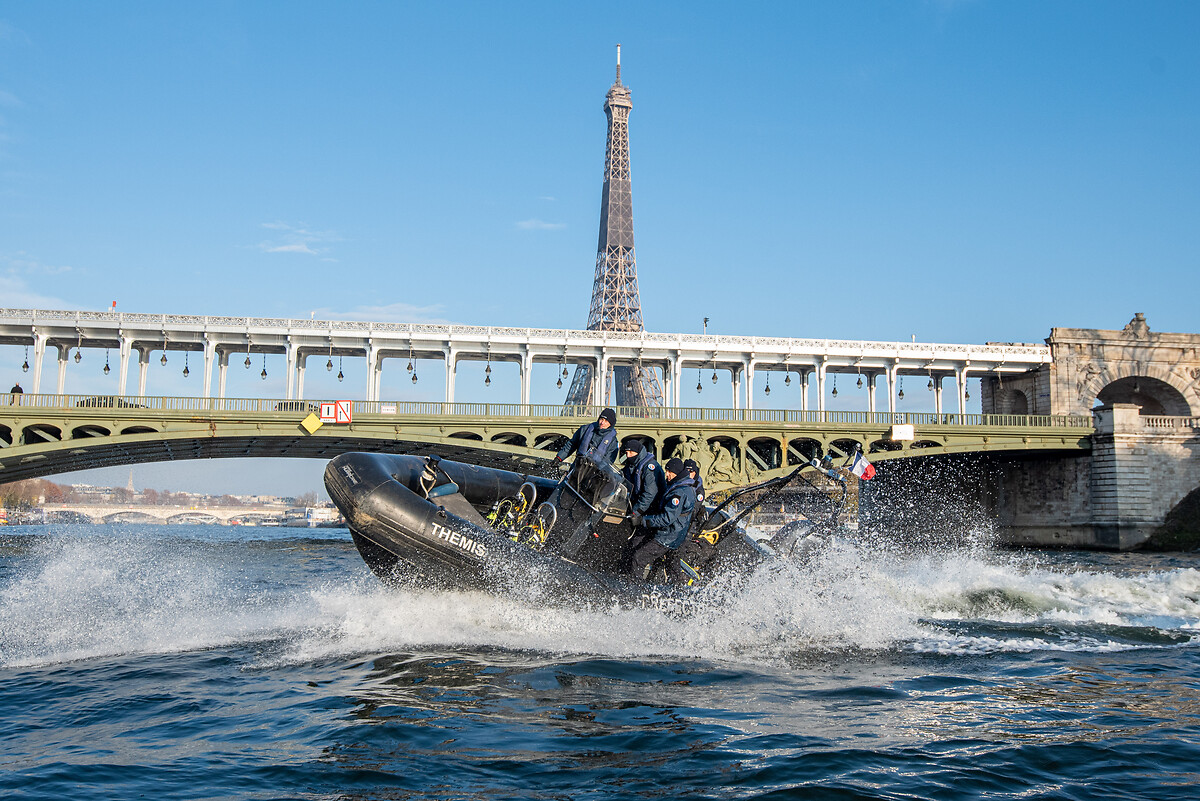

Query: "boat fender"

xmin=428 ymin=482 xmax=460 ymax=499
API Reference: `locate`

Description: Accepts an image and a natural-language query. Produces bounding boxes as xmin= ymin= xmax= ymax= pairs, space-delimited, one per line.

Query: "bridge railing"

xmin=1142 ymin=415 xmax=1200 ymax=430
xmin=2 ymin=393 xmax=1095 ymax=428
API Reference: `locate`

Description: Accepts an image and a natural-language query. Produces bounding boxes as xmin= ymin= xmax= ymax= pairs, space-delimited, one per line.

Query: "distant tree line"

xmin=1 ymin=480 xmax=248 ymax=508
xmin=1 ymin=479 xmax=78 ymax=508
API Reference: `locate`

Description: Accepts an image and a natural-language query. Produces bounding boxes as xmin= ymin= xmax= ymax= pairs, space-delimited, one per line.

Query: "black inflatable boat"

xmin=324 ymin=451 xmax=847 ymax=610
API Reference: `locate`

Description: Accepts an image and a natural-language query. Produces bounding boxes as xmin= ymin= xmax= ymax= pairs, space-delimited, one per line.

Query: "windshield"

xmin=569 ymin=457 xmax=630 ymax=516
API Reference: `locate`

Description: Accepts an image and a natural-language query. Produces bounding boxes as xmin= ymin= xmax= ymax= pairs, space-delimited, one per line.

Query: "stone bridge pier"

xmin=977 ymin=315 xmax=1200 ymax=549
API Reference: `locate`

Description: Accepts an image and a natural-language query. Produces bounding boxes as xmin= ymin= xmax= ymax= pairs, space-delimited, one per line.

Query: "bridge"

xmin=0 ymin=308 xmax=1050 ymax=413
xmin=4 ymin=311 xmax=1200 ymax=550
xmin=33 ymin=503 xmax=300 ymax=525
xmin=0 ymin=391 xmax=1093 ymax=490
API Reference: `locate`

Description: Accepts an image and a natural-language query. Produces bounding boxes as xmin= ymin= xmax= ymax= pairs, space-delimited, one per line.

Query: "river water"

xmin=1 ymin=523 xmax=1198 ymax=800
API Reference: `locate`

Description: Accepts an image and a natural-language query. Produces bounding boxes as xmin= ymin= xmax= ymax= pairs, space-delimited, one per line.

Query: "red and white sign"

xmin=319 ymin=400 xmax=353 ymax=424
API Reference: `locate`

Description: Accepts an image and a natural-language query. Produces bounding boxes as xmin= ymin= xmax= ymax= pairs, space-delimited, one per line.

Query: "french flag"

xmin=850 ymin=452 xmax=876 ymax=481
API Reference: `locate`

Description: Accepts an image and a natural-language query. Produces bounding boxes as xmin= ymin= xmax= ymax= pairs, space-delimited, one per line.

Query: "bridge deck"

xmin=1 ymin=394 xmax=1094 ymax=488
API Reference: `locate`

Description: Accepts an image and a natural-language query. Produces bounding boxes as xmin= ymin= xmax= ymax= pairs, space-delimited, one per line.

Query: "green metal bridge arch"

xmin=0 ymin=394 xmax=1094 ymax=489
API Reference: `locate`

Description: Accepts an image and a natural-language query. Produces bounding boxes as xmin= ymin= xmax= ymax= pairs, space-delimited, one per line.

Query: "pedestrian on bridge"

xmin=9 ymin=382 xmax=21 ymax=405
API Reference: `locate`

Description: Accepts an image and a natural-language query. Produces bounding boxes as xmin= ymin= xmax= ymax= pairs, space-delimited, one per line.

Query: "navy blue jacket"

xmin=622 ymin=451 xmax=664 ymax=515
xmin=643 ymin=476 xmax=697 ymax=550
xmin=556 ymin=421 xmax=619 ymax=465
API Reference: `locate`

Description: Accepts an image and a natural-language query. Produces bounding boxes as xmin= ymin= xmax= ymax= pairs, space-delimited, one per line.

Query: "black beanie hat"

xmin=599 ymin=408 xmax=617 ymax=425
xmin=622 ymin=438 xmax=644 ymax=455
xmin=683 ymin=459 xmax=699 ymax=474
xmin=665 ymin=457 xmax=684 ymax=475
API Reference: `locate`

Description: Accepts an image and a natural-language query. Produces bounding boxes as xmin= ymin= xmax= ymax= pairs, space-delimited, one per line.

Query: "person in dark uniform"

xmin=621 ymin=438 xmax=663 ymax=516
xmin=683 ymin=459 xmax=705 ymax=506
xmin=628 ymin=458 xmax=697 ymax=582
xmin=8 ymin=382 xmax=21 ymax=405
xmin=682 ymin=458 xmax=707 ymax=531
xmin=555 ymin=408 xmax=619 ymax=467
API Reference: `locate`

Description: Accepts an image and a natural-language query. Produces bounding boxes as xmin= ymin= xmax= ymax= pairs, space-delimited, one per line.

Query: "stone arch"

xmin=1010 ymin=390 xmax=1029 ymax=415
xmin=1086 ymin=368 xmax=1194 ymax=416
xmin=449 ymin=431 xmax=483 ymax=441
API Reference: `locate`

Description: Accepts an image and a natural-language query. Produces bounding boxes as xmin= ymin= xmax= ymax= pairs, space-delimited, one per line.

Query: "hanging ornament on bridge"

xmin=831 ymin=375 xmax=838 ymax=398
xmin=160 ymin=351 xmax=167 ymax=367
xmin=23 ymin=346 xmax=29 ymax=373
xmin=857 ymin=373 xmax=863 ymax=389
xmin=411 ymin=369 xmax=418 ymax=384
xmin=898 ymin=377 xmax=905 ymax=401
xmin=337 ymin=356 xmax=344 ymax=383
xmin=696 ymin=367 xmax=703 ymax=394
xmin=74 ymin=348 xmax=81 ymax=364
xmin=484 ymin=361 xmax=491 ymax=387
xmin=764 ymin=373 xmax=771 ymax=396
xmin=74 ymin=332 xmax=82 ymax=363
xmin=261 ymin=353 xmax=267 ymax=380
xmin=182 ymin=352 xmax=190 ymax=378
xmin=784 ymin=371 xmax=791 ymax=387
xmin=103 ymin=349 xmax=111 ymax=376
xmin=244 ymin=353 xmax=251 ymax=369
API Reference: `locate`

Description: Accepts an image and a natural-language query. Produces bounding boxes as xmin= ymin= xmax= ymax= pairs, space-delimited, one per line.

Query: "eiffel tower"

xmin=565 ymin=45 xmax=664 ymax=409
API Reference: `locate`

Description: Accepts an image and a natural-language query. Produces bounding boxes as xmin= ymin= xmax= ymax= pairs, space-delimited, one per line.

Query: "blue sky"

xmin=2 ymin=1 xmax=1198 ymax=495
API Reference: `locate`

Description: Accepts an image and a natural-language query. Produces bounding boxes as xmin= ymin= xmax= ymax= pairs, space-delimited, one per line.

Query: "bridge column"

xmin=800 ymin=369 xmax=809 ymax=413
xmin=202 ymin=338 xmax=218 ymax=399
xmin=597 ymin=351 xmax=609 ymax=407
xmin=137 ymin=347 xmax=150 ymax=396
xmin=934 ymin=375 xmax=944 ymax=415
xmin=867 ymin=373 xmax=877 ymax=415
xmin=744 ymin=358 xmax=754 ymax=410
xmin=519 ymin=345 xmax=532 ymax=406
xmin=285 ymin=341 xmax=298 ymax=400
xmin=296 ymin=352 xmax=308 ymax=399
xmin=217 ymin=350 xmax=229 ymax=399
xmin=887 ymin=362 xmax=899 ymax=414
xmin=365 ymin=341 xmax=379 ymax=402
xmin=731 ymin=364 xmax=743 ymax=409
xmin=671 ymin=352 xmax=682 ymax=407
xmin=55 ymin=343 xmax=69 ymax=395
xmin=956 ymin=364 xmax=972 ymax=415
xmin=117 ymin=335 xmax=134 ymax=396
xmin=444 ymin=346 xmax=457 ymax=403
xmin=816 ymin=360 xmax=827 ymax=418
xmin=30 ymin=330 xmax=48 ymax=394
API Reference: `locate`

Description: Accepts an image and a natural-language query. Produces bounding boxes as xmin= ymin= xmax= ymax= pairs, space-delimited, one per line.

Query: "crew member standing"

xmin=8 ymin=382 xmax=22 ymax=405
xmin=555 ymin=408 xmax=619 ymax=467
xmin=628 ymin=458 xmax=696 ymax=582
xmin=621 ymin=438 xmax=663 ymax=516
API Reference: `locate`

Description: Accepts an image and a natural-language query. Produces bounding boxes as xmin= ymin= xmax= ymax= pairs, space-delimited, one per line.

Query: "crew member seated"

xmin=621 ymin=438 xmax=663 ymax=516
xmin=628 ymin=457 xmax=697 ymax=583
xmin=555 ymin=407 xmax=619 ymax=468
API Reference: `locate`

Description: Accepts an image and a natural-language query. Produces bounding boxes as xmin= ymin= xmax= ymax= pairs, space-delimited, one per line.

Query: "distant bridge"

xmin=0 ymin=393 xmax=1094 ymax=490
xmin=35 ymin=502 xmax=293 ymax=525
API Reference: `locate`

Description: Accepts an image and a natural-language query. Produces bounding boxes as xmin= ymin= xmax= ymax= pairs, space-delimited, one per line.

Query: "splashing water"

xmin=2 ymin=526 xmax=1198 ymax=670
